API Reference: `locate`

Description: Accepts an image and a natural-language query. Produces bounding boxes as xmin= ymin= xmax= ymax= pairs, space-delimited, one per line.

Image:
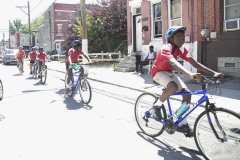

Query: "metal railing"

xmin=56 ymin=52 xmax=121 ymax=62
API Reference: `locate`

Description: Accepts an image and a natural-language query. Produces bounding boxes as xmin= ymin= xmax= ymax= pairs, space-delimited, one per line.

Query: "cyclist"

xmin=151 ymin=25 xmax=224 ymax=137
xmin=16 ymin=46 xmax=26 ymax=72
xmin=65 ymin=40 xmax=92 ymax=95
xmin=36 ymin=47 xmax=48 ymax=78
xmin=29 ymin=46 xmax=38 ymax=75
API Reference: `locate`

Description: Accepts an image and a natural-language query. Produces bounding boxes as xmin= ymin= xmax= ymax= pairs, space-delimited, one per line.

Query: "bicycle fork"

xmin=206 ymin=103 xmax=228 ymax=143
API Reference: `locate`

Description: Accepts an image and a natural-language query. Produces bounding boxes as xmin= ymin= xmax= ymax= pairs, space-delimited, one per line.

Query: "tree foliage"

xmin=10 ymin=17 xmax=44 ymax=35
xmin=62 ymin=0 xmax=127 ymax=55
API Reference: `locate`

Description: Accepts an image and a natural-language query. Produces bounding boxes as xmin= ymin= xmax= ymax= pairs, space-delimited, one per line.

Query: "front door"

xmin=135 ymin=15 xmax=142 ymax=52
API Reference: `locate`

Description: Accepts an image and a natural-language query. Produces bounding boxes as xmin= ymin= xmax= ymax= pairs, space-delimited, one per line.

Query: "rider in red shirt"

xmin=65 ymin=40 xmax=92 ymax=95
xmin=151 ymin=26 xmax=224 ymax=137
xmin=36 ymin=47 xmax=48 ymax=77
xmin=16 ymin=46 xmax=26 ymax=72
xmin=29 ymin=46 xmax=38 ymax=75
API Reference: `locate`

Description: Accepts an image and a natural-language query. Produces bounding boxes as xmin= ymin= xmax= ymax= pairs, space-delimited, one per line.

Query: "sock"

xmin=154 ymin=98 xmax=163 ymax=107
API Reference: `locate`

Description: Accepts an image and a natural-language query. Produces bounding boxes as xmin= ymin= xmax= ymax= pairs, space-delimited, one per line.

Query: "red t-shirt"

xmin=151 ymin=43 xmax=193 ymax=77
xmin=29 ymin=51 xmax=38 ymax=60
xmin=17 ymin=50 xmax=25 ymax=58
xmin=37 ymin=52 xmax=47 ymax=61
xmin=65 ymin=48 xmax=83 ymax=64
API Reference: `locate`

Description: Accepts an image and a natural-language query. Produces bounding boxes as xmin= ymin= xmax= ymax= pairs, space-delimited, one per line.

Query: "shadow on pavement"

xmin=136 ymin=131 xmax=202 ymax=160
xmin=55 ymin=88 xmax=93 ymax=110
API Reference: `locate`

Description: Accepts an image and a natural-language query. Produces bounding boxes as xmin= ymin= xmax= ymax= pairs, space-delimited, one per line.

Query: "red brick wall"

xmin=161 ymin=0 xmax=168 ymax=43
xmin=53 ymin=3 xmax=78 ymax=40
xmin=127 ymin=0 xmax=132 ymax=46
xmin=141 ymin=0 xmax=151 ymax=45
xmin=197 ymin=0 xmax=221 ymax=40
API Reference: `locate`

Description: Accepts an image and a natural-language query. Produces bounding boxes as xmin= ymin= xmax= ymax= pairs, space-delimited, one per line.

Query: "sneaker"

xmin=176 ymin=123 xmax=194 ymax=138
xmin=152 ymin=105 xmax=163 ymax=121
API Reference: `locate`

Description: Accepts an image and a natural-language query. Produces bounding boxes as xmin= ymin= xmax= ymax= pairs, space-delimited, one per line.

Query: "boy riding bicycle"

xmin=65 ymin=40 xmax=92 ymax=95
xmin=16 ymin=46 xmax=26 ymax=72
xmin=36 ymin=47 xmax=48 ymax=78
xmin=29 ymin=46 xmax=38 ymax=75
xmin=151 ymin=26 xmax=224 ymax=137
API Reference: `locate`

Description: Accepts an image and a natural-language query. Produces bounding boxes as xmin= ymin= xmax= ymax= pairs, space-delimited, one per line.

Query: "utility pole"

xmin=80 ymin=0 xmax=88 ymax=62
xmin=16 ymin=1 xmax=31 ymax=50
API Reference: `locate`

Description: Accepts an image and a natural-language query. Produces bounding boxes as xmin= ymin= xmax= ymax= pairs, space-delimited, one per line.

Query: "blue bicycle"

xmin=134 ymin=77 xmax=240 ymax=160
xmin=64 ymin=63 xmax=92 ymax=104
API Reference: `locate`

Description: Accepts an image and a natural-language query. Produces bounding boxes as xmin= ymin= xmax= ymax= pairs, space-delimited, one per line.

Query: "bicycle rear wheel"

xmin=40 ymin=67 xmax=47 ymax=84
xmin=79 ymin=77 xmax=92 ymax=104
xmin=0 ymin=79 xmax=3 ymax=101
xmin=134 ymin=92 xmax=166 ymax=137
xmin=194 ymin=108 xmax=240 ymax=160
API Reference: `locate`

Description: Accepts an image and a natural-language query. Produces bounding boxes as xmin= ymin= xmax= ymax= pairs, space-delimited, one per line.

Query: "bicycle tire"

xmin=32 ymin=64 xmax=37 ymax=79
xmin=134 ymin=92 xmax=166 ymax=137
xmin=79 ymin=77 xmax=92 ymax=104
xmin=194 ymin=108 xmax=240 ymax=160
xmin=19 ymin=62 xmax=23 ymax=75
xmin=64 ymin=74 xmax=74 ymax=97
xmin=40 ymin=66 xmax=47 ymax=84
xmin=0 ymin=79 xmax=3 ymax=101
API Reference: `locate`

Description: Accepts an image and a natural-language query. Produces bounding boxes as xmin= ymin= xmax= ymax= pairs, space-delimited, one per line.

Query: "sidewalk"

xmin=47 ymin=61 xmax=240 ymax=112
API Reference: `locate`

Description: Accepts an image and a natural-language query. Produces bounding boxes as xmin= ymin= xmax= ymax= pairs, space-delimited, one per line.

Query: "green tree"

xmin=62 ymin=0 xmax=127 ymax=55
xmin=10 ymin=19 xmax=22 ymax=35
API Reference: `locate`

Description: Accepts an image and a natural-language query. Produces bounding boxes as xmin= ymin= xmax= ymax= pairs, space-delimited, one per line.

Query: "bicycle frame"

xmin=71 ymin=68 xmax=82 ymax=91
xmin=162 ymin=88 xmax=209 ymax=126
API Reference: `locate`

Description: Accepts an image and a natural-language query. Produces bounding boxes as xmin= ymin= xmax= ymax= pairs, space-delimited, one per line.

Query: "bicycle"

xmin=64 ymin=63 xmax=92 ymax=104
xmin=0 ymin=79 xmax=3 ymax=101
xmin=134 ymin=76 xmax=240 ymax=160
xmin=39 ymin=61 xmax=47 ymax=84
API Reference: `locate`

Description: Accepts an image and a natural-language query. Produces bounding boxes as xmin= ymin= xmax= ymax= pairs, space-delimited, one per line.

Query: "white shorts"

xmin=153 ymin=71 xmax=188 ymax=91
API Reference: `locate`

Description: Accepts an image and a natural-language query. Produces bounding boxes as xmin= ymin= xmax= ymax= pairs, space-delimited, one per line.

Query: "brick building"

xmin=39 ymin=2 xmax=79 ymax=54
xmin=127 ymin=0 xmax=240 ymax=76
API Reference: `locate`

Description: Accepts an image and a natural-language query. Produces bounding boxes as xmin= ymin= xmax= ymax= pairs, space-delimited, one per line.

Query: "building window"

xmin=170 ymin=0 xmax=182 ymax=26
xmin=153 ymin=3 xmax=162 ymax=38
xmin=57 ymin=24 xmax=63 ymax=36
xmin=136 ymin=7 xmax=141 ymax=14
xmin=224 ymin=0 xmax=240 ymax=31
xmin=57 ymin=11 xmax=62 ymax=20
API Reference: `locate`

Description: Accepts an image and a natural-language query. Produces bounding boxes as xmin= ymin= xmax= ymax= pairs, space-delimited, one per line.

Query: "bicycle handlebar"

xmin=201 ymin=76 xmax=222 ymax=90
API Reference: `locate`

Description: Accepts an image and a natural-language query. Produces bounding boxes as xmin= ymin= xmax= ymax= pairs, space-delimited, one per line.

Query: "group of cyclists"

xmin=16 ymin=46 xmax=48 ymax=78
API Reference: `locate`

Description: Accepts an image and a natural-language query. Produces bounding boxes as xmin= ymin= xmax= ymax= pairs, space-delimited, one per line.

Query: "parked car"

xmin=0 ymin=50 xmax=5 ymax=63
xmin=2 ymin=49 xmax=18 ymax=65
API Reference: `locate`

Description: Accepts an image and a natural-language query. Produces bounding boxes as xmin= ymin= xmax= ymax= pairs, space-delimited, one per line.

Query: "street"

xmin=0 ymin=63 xmax=212 ymax=160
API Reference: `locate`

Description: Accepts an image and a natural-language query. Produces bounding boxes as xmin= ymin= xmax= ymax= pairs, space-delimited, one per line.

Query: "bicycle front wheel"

xmin=40 ymin=67 xmax=47 ymax=84
xmin=194 ymin=108 xmax=240 ymax=160
xmin=134 ymin=92 xmax=166 ymax=137
xmin=0 ymin=79 xmax=3 ymax=101
xmin=79 ymin=77 xmax=92 ymax=104
xmin=19 ymin=63 xmax=23 ymax=75
xmin=32 ymin=64 xmax=37 ymax=79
